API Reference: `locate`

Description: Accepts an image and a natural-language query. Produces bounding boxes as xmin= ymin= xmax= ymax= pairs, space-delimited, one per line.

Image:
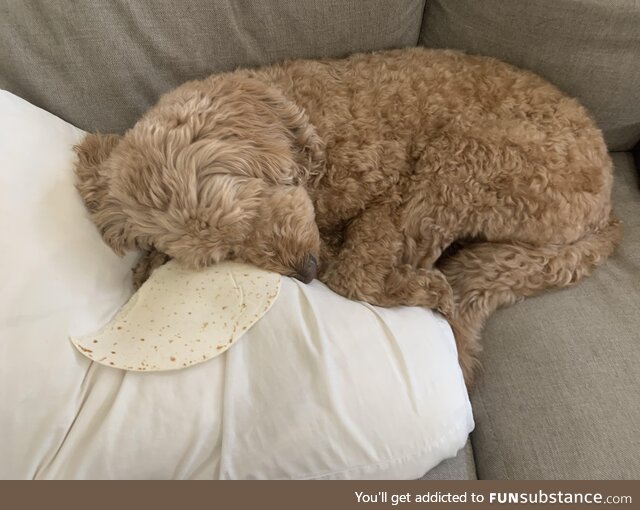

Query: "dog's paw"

xmin=418 ymin=268 xmax=455 ymax=319
xmin=132 ymin=250 xmax=171 ymax=290
xmin=383 ymin=266 xmax=454 ymax=315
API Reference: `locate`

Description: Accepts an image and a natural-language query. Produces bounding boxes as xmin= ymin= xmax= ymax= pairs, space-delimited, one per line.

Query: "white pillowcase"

xmin=0 ymin=90 xmax=473 ymax=479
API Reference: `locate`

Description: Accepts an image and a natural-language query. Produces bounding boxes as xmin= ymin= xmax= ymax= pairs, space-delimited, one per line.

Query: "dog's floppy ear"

xmin=74 ymin=133 xmax=130 ymax=256
xmin=231 ymin=75 xmax=325 ymax=184
xmin=259 ymin=86 xmax=325 ymax=183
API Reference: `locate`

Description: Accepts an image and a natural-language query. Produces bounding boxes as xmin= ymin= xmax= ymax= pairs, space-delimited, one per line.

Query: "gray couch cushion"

xmin=0 ymin=0 xmax=425 ymax=133
xmin=471 ymin=153 xmax=640 ymax=479
xmin=420 ymin=439 xmax=477 ymax=480
xmin=420 ymin=0 xmax=640 ymax=151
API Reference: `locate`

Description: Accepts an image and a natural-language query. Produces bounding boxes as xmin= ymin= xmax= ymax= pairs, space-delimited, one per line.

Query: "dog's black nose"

xmin=294 ymin=254 xmax=317 ymax=284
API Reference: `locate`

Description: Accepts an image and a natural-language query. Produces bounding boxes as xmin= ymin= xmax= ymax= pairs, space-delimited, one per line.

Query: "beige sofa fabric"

xmin=0 ymin=0 xmax=425 ymax=133
xmin=420 ymin=0 xmax=640 ymax=151
xmin=470 ymin=153 xmax=640 ymax=479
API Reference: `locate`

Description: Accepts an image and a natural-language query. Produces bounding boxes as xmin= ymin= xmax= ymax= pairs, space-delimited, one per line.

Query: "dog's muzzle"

xmin=294 ymin=254 xmax=317 ymax=284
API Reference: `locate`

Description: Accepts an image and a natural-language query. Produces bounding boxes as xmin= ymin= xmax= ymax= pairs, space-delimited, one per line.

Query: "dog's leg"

xmin=132 ymin=249 xmax=171 ymax=290
xmin=438 ymin=217 xmax=622 ymax=387
xmin=320 ymin=206 xmax=454 ymax=317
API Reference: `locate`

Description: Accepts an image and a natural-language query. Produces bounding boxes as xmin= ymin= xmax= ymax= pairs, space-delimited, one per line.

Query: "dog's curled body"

xmin=75 ymin=48 xmax=621 ymax=385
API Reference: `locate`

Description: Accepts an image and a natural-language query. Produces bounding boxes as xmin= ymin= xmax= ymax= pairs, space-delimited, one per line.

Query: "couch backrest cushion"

xmin=0 ymin=0 xmax=425 ymax=133
xmin=420 ymin=0 xmax=640 ymax=151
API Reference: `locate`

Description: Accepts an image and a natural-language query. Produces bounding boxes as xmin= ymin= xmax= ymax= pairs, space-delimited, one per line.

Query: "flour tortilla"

xmin=70 ymin=260 xmax=281 ymax=371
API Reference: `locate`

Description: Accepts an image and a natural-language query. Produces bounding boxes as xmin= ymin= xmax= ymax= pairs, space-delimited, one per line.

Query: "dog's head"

xmin=74 ymin=75 xmax=324 ymax=282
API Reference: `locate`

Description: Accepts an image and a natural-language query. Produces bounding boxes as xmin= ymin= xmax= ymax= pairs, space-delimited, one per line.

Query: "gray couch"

xmin=2 ymin=0 xmax=638 ymax=479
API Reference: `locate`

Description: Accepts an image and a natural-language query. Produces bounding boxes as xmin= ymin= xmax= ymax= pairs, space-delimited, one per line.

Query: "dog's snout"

xmin=294 ymin=254 xmax=317 ymax=284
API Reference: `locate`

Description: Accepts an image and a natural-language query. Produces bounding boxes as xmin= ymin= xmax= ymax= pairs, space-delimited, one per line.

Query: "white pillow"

xmin=0 ymin=90 xmax=473 ymax=479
